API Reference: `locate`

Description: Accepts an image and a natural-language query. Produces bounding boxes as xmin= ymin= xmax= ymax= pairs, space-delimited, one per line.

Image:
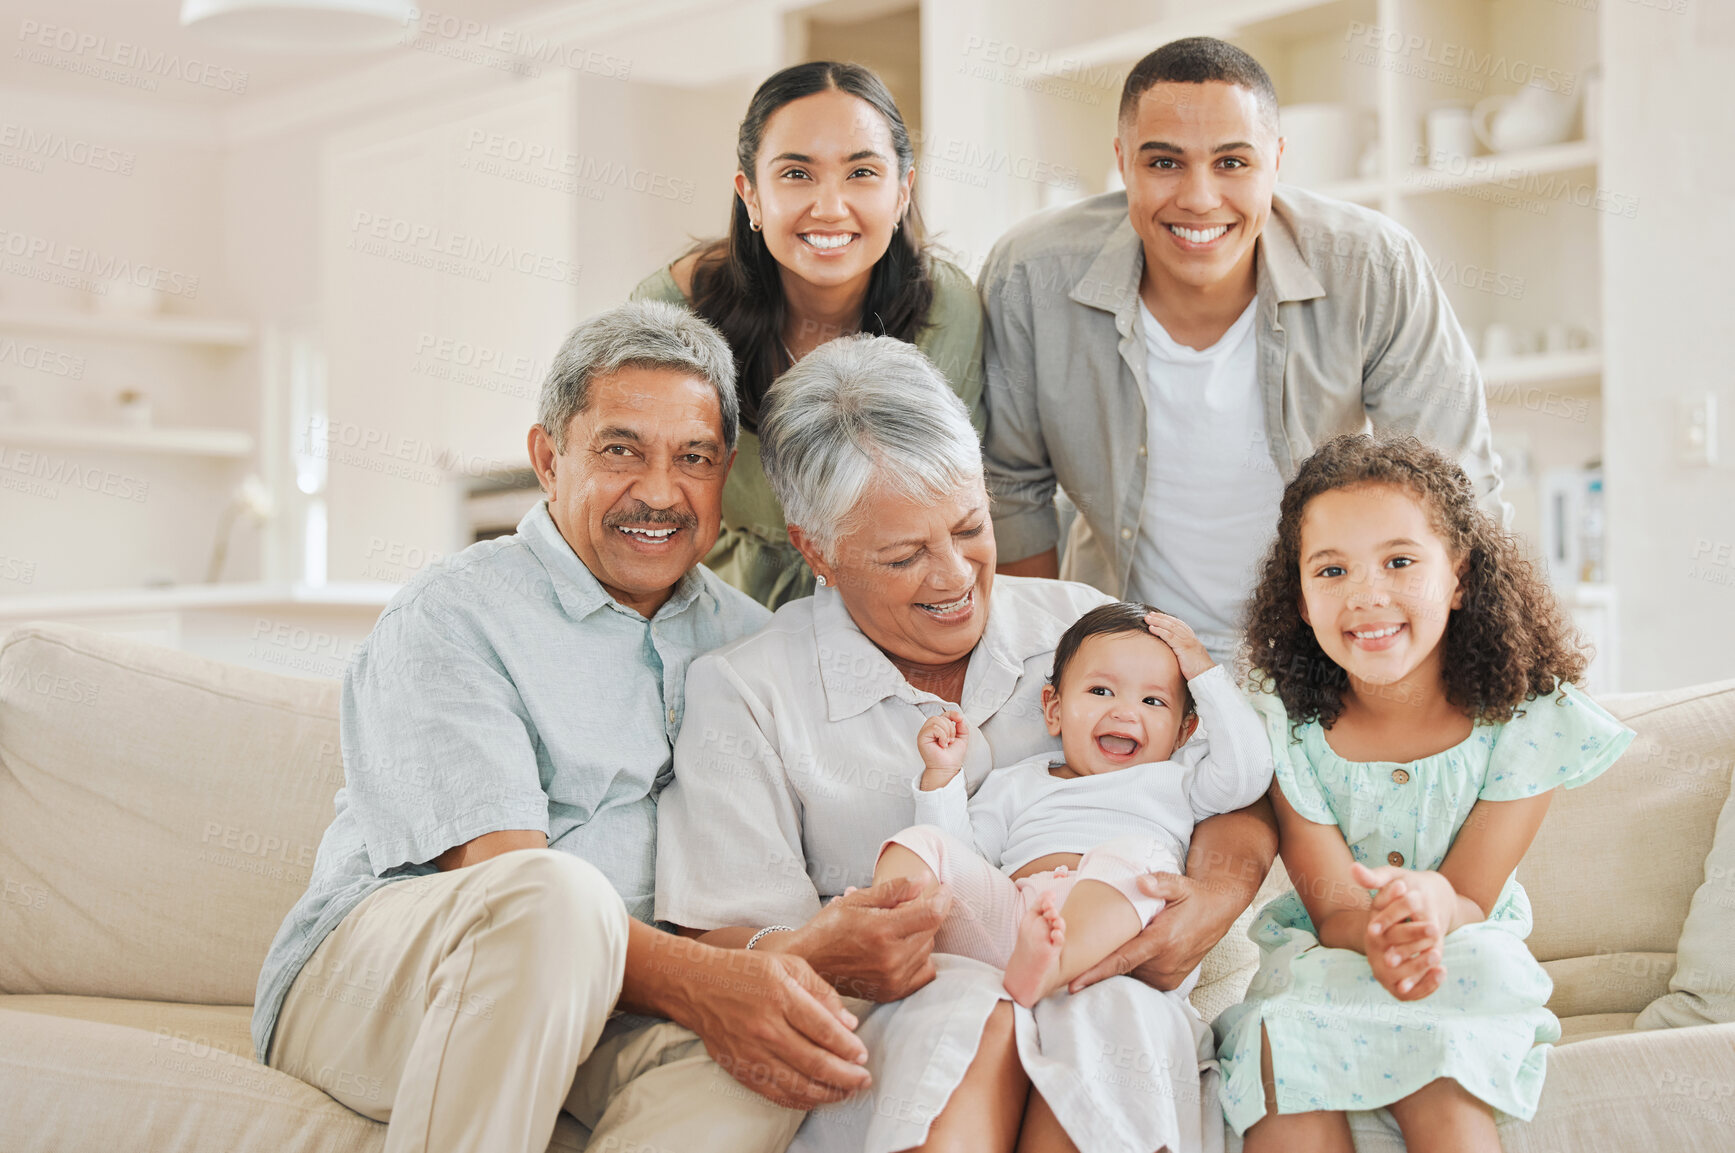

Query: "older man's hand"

xmin=766 ymin=876 xmax=951 ymax=1002
xmin=683 ymin=946 xmax=873 ymax=1110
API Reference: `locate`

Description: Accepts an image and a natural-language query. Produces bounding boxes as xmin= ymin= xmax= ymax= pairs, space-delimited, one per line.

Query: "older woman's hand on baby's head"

xmin=766 ymin=875 xmax=952 ymax=1002
xmin=1144 ymin=612 xmax=1216 ymax=681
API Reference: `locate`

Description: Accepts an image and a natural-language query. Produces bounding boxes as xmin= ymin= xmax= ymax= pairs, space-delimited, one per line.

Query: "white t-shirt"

xmin=1126 ymin=297 xmax=1284 ymax=661
xmin=908 ymin=665 xmax=1273 ymax=875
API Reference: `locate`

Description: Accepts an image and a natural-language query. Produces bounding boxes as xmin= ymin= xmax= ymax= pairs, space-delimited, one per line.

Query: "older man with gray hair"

xmin=252 ymin=300 xmax=870 ymax=1153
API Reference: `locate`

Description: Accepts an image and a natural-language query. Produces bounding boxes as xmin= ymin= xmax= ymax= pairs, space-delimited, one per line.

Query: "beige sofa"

xmin=2 ymin=621 xmax=1732 ymax=1151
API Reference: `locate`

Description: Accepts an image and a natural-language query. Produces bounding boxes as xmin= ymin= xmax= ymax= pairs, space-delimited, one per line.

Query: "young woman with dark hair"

xmin=632 ymin=60 xmax=984 ymax=609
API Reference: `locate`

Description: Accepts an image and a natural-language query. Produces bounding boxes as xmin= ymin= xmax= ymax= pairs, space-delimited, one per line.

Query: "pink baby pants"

xmin=879 ymin=824 xmax=1180 ymax=967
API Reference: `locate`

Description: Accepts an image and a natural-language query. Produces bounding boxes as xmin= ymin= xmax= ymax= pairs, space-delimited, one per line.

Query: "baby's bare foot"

xmin=1003 ymin=892 xmax=1066 ymax=1008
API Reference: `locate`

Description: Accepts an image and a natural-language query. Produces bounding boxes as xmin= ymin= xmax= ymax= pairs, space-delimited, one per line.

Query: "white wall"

xmin=571 ymin=72 xmax=760 ymax=311
xmin=311 ymin=63 xmax=757 ymax=583
xmin=8 ymin=0 xmax=1732 ymax=693
xmin=221 ymin=125 xmax=326 ymax=585
xmin=316 ymin=77 xmax=575 ymax=580
xmin=1602 ymin=0 xmax=1735 ymax=689
xmin=920 ymin=0 xmax=1093 ymax=276
xmin=0 ymin=93 xmax=256 ymax=595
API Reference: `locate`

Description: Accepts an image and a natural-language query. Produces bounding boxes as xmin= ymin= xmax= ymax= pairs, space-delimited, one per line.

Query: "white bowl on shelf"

xmin=94 ymin=281 xmax=165 ymax=318
xmin=1278 ymin=104 xmax=1372 ymax=189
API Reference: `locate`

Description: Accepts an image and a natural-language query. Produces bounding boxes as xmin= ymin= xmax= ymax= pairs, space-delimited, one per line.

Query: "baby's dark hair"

xmin=1049 ymin=601 xmax=1197 ymax=720
xmin=1244 ymin=433 xmax=1588 ymax=727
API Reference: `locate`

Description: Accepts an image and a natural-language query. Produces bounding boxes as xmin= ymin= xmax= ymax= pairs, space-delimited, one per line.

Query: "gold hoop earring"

xmin=750 ymin=219 xmax=761 ymax=232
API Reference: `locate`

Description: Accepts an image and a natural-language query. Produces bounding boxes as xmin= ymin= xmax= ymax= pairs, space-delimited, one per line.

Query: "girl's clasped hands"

xmin=1353 ymin=862 xmax=1454 ymax=1000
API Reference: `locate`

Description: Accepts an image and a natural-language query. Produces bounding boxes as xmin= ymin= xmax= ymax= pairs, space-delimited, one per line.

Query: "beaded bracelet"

xmin=745 ymin=925 xmax=796 ymax=950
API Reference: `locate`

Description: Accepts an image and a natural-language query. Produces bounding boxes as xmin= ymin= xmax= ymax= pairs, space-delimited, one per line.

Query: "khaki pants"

xmin=269 ymin=849 xmax=803 ymax=1153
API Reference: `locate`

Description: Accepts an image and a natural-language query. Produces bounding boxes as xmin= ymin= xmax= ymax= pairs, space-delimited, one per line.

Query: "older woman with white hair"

xmin=656 ymin=335 xmax=1276 ymax=1153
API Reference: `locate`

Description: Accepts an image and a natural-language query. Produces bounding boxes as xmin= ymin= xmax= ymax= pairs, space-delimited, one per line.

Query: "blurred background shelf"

xmin=1397 ymin=140 xmax=1598 ymax=198
xmin=0 ymin=308 xmax=253 ymax=348
xmin=0 ymin=582 xmax=398 ymax=681
xmin=1480 ymin=350 xmax=1603 ymax=390
xmin=1040 ymin=0 xmax=1369 ymax=71
xmin=1 ymin=424 xmax=256 ymax=458
xmin=1313 ymin=176 xmax=1383 ymax=204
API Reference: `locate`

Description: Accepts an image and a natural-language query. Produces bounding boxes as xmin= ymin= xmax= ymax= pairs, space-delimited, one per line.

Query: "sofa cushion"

xmin=1524 ymin=681 xmax=1735 ymax=964
xmin=1639 ymin=711 xmax=1735 ymax=1029
xmin=1542 ymin=951 xmax=1675 ymax=1019
xmin=0 ymin=995 xmax=588 ymax=1153
xmin=0 ymin=624 xmax=343 ymax=1004
xmin=1313 ymin=1022 xmax=1735 ymax=1153
xmin=1190 ymin=858 xmax=1292 ymax=1025
xmin=0 ymin=996 xmax=380 ymax=1153
xmin=1556 ymin=1012 xmax=1640 ymax=1043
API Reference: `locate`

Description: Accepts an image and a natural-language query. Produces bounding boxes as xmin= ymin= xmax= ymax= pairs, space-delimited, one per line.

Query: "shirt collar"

xmin=1070 ymin=193 xmax=1326 ymax=317
xmin=1261 ymin=190 xmax=1327 ymax=304
xmin=960 ymin=578 xmax=1078 ymax=723
xmin=1070 ymin=212 xmax=1145 ymax=319
xmin=811 ymin=587 xmax=911 ymax=722
xmin=810 ymin=578 xmax=1063 ymax=726
xmin=517 ymin=500 xmax=709 ymax=624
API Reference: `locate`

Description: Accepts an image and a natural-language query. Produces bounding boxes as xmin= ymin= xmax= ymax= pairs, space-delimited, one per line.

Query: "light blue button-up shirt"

xmin=251 ymin=501 xmax=769 ymax=1062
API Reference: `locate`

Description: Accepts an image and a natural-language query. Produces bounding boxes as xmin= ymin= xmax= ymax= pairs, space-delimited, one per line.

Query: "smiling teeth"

xmin=1352 ymin=624 xmax=1401 ymax=639
xmin=618 ymin=526 xmax=676 ymax=539
xmin=920 ymin=592 xmax=971 ymax=614
xmin=1170 ymin=224 xmax=1228 ymax=243
xmin=801 ymin=233 xmax=853 ymax=250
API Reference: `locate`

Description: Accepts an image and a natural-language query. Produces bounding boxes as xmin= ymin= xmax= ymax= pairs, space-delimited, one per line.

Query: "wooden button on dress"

xmin=1387 ymin=851 xmax=1405 ymax=867
xmin=1392 ymin=768 xmax=1411 ymax=784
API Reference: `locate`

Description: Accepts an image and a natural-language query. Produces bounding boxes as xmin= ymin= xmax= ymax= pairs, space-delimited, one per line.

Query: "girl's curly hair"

xmin=1243 ymin=433 xmax=1587 ymax=727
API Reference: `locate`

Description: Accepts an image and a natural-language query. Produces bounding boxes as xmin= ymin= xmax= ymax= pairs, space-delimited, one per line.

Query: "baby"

xmin=873 ymin=601 xmax=1274 ymax=1006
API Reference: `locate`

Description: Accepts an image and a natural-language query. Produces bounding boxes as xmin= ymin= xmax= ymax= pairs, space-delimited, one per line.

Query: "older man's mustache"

xmin=603 ymin=503 xmax=699 ymax=531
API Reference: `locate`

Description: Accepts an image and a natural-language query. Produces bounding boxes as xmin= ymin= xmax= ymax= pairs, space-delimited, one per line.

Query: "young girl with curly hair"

xmin=1213 ymin=434 xmax=1635 ymax=1152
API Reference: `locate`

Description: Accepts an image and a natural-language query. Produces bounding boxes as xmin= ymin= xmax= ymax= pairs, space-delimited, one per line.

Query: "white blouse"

xmin=656 ymin=575 xmax=1112 ymax=930
xmin=658 ymin=576 xmax=1230 ymax=1153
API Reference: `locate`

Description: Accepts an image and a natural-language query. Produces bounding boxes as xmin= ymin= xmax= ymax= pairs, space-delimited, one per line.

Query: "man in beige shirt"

xmin=983 ymin=37 xmax=1505 ymax=660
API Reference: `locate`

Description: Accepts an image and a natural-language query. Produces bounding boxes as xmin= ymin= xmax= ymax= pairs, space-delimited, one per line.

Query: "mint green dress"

xmin=1214 ymin=683 xmax=1635 ymax=1134
xmin=629 ymin=257 xmax=985 ymax=610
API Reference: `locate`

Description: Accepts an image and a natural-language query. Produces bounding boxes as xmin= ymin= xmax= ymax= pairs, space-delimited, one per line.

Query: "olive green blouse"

xmin=629 ymin=257 xmax=985 ymax=609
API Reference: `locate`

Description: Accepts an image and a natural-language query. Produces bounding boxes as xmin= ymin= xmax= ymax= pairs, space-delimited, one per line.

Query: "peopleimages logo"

xmin=0 ymin=227 xmax=200 ymax=298
xmin=0 ymin=446 xmax=150 ymax=502
xmin=0 ymin=121 xmax=134 ymax=175
xmin=407 ymin=11 xmax=631 ymax=79
xmin=347 ymin=211 xmax=581 ymax=286
xmin=0 ymin=336 xmax=84 ymax=378
xmin=15 ymin=20 xmax=249 ymax=93
xmin=460 ymin=130 xmax=696 ymax=204
xmin=1342 ymin=23 xmax=1576 ymax=94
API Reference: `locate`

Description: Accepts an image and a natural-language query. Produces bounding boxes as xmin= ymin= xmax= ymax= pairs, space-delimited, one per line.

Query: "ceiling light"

xmin=180 ymin=0 xmax=416 ymax=53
